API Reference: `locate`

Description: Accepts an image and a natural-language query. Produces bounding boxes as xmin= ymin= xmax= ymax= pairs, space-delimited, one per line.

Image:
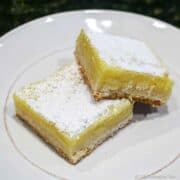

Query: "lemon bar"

xmin=13 ymin=62 xmax=133 ymax=164
xmin=75 ymin=30 xmax=173 ymax=106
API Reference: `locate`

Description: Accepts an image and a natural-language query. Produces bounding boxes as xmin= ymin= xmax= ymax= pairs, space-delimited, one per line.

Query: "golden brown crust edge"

xmin=75 ymin=52 xmax=162 ymax=106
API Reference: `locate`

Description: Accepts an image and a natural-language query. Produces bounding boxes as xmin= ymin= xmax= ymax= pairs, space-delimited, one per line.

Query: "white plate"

xmin=0 ymin=10 xmax=180 ymax=180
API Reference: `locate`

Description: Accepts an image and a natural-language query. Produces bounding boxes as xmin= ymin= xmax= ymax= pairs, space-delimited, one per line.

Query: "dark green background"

xmin=0 ymin=0 xmax=179 ymax=36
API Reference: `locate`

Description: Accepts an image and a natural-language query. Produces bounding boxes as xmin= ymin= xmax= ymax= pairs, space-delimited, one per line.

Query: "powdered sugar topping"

xmin=16 ymin=63 xmax=125 ymax=137
xmin=86 ymin=30 xmax=167 ymax=76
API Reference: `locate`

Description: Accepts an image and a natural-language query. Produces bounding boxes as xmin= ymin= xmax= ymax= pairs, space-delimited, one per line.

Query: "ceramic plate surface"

xmin=0 ymin=10 xmax=180 ymax=180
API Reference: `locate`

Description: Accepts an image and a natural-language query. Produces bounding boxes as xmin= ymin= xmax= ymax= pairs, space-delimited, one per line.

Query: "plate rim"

xmin=0 ymin=9 xmax=179 ymax=43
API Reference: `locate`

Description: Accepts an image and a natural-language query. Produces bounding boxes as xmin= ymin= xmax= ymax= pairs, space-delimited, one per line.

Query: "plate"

xmin=0 ymin=10 xmax=180 ymax=180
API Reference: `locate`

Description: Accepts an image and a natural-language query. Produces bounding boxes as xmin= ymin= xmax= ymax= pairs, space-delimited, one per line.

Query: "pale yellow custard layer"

xmin=14 ymin=63 xmax=133 ymax=164
xmin=75 ymin=30 xmax=173 ymax=106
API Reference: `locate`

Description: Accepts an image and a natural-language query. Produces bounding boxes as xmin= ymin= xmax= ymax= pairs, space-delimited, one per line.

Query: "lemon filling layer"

xmin=14 ymin=62 xmax=133 ymax=163
xmin=75 ymin=30 xmax=173 ymax=104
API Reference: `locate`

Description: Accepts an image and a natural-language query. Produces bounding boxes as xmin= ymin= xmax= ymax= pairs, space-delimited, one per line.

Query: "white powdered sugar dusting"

xmin=16 ymin=63 xmax=124 ymax=137
xmin=86 ymin=30 xmax=167 ymax=76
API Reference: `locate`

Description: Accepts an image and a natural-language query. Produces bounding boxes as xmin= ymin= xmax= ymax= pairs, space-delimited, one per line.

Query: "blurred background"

xmin=0 ymin=0 xmax=179 ymax=36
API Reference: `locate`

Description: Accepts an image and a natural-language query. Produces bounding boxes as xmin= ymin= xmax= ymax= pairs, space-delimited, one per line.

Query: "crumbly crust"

xmin=75 ymin=52 xmax=162 ymax=106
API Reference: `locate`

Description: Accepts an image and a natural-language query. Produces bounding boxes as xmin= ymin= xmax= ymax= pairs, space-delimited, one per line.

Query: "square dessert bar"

xmin=75 ymin=30 xmax=173 ymax=106
xmin=14 ymin=63 xmax=133 ymax=164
